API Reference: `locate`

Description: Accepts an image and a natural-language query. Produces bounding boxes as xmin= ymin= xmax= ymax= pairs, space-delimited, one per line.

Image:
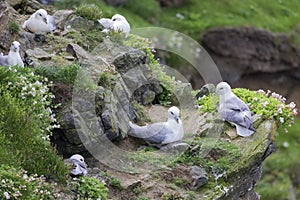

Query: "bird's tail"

xmin=128 ymin=121 xmax=152 ymax=139
xmin=236 ymin=125 xmax=255 ymax=137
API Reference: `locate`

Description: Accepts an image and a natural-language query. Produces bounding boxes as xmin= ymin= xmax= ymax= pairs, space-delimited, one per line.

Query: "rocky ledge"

xmin=0 ymin=0 xmax=277 ymax=199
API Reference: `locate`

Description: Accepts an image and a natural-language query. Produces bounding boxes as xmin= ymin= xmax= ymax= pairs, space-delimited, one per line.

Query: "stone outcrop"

xmin=201 ymin=26 xmax=300 ymax=83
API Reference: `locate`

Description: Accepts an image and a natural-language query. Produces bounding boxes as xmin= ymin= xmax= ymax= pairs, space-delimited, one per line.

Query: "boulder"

xmin=201 ymin=26 xmax=300 ymax=83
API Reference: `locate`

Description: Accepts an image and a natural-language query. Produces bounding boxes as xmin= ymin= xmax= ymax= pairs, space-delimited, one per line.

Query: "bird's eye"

xmin=170 ymin=111 xmax=174 ymax=115
xmin=80 ymin=159 xmax=83 ymax=162
xmin=39 ymin=13 xmax=42 ymax=16
xmin=112 ymin=18 xmax=116 ymax=21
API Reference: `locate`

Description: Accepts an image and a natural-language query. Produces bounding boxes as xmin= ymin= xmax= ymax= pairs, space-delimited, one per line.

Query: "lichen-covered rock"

xmin=102 ymin=42 xmax=147 ymax=75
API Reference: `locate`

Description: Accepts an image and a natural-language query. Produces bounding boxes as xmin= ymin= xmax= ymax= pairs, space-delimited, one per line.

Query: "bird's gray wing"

xmin=98 ymin=18 xmax=113 ymax=29
xmin=0 ymin=55 xmax=8 ymax=67
xmin=48 ymin=15 xmax=56 ymax=31
xmin=69 ymin=158 xmax=87 ymax=169
xmin=128 ymin=122 xmax=172 ymax=144
xmin=221 ymin=96 xmax=255 ymax=131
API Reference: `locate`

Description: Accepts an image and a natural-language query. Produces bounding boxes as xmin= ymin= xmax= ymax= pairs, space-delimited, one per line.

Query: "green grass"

xmin=156 ymin=0 xmax=300 ymax=39
xmin=255 ymin=118 xmax=300 ymax=199
xmin=34 ymin=64 xmax=81 ymax=84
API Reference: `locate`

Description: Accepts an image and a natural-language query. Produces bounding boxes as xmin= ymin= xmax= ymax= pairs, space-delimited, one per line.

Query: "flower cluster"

xmin=253 ymin=89 xmax=297 ymax=132
xmin=0 ymin=166 xmax=58 ymax=199
xmin=4 ymin=66 xmax=60 ymax=141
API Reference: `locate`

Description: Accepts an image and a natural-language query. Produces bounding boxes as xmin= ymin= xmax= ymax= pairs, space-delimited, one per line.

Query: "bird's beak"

xmin=175 ymin=116 xmax=179 ymax=124
xmin=43 ymin=17 xmax=47 ymax=24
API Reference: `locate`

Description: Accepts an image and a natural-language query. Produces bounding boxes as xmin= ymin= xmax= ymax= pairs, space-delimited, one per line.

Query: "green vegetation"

xmin=156 ymin=0 xmax=300 ymax=39
xmin=0 ymin=165 xmax=59 ymax=199
xmin=102 ymin=172 xmax=125 ymax=190
xmin=131 ymin=101 xmax=151 ymax=124
xmin=98 ymin=70 xmax=118 ymax=89
xmin=9 ymin=21 xmax=19 ymax=34
xmin=176 ymin=139 xmax=242 ymax=173
xmin=197 ymin=88 xmax=297 ymax=133
xmin=76 ymin=4 xmax=102 ymax=21
xmin=137 ymin=197 xmax=150 ymax=200
xmin=122 ymin=0 xmax=161 ymax=20
xmin=71 ymin=177 xmax=108 ymax=200
xmin=162 ymin=192 xmax=184 ymax=200
xmin=0 ymin=66 xmax=68 ymax=182
xmin=34 ymin=64 xmax=81 ymax=84
xmin=256 ymin=119 xmax=300 ymax=199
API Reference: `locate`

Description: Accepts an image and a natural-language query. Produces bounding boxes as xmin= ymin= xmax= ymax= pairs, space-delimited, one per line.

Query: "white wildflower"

xmin=262 ymin=101 xmax=269 ymax=107
xmin=279 ymin=117 xmax=284 ymax=123
xmin=4 ymin=192 xmax=10 ymax=199
xmin=283 ymin=141 xmax=289 ymax=148
xmin=292 ymin=109 xmax=298 ymax=115
xmin=23 ymin=174 xmax=28 ymax=179
xmin=289 ymin=102 xmax=296 ymax=109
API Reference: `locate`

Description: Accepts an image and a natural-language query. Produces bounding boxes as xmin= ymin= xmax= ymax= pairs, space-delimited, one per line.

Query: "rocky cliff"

xmin=0 ymin=1 xmax=278 ymax=199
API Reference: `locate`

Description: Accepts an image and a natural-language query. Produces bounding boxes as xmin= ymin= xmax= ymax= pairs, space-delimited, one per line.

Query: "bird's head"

xmin=35 ymin=9 xmax=48 ymax=24
xmin=10 ymin=41 xmax=20 ymax=52
xmin=111 ymin=14 xmax=126 ymax=22
xmin=215 ymin=81 xmax=231 ymax=95
xmin=69 ymin=154 xmax=85 ymax=164
xmin=168 ymin=106 xmax=180 ymax=123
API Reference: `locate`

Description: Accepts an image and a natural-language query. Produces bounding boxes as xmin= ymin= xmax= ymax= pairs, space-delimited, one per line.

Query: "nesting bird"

xmin=22 ymin=9 xmax=56 ymax=34
xmin=68 ymin=154 xmax=88 ymax=176
xmin=215 ymin=82 xmax=256 ymax=137
xmin=128 ymin=106 xmax=184 ymax=145
xmin=98 ymin=14 xmax=130 ymax=38
xmin=0 ymin=41 xmax=24 ymax=67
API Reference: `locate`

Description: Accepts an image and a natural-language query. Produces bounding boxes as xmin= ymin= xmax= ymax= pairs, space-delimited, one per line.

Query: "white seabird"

xmin=128 ymin=106 xmax=184 ymax=145
xmin=98 ymin=14 xmax=130 ymax=38
xmin=0 ymin=41 xmax=24 ymax=67
xmin=215 ymin=82 xmax=256 ymax=137
xmin=68 ymin=154 xmax=88 ymax=176
xmin=22 ymin=9 xmax=56 ymax=34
